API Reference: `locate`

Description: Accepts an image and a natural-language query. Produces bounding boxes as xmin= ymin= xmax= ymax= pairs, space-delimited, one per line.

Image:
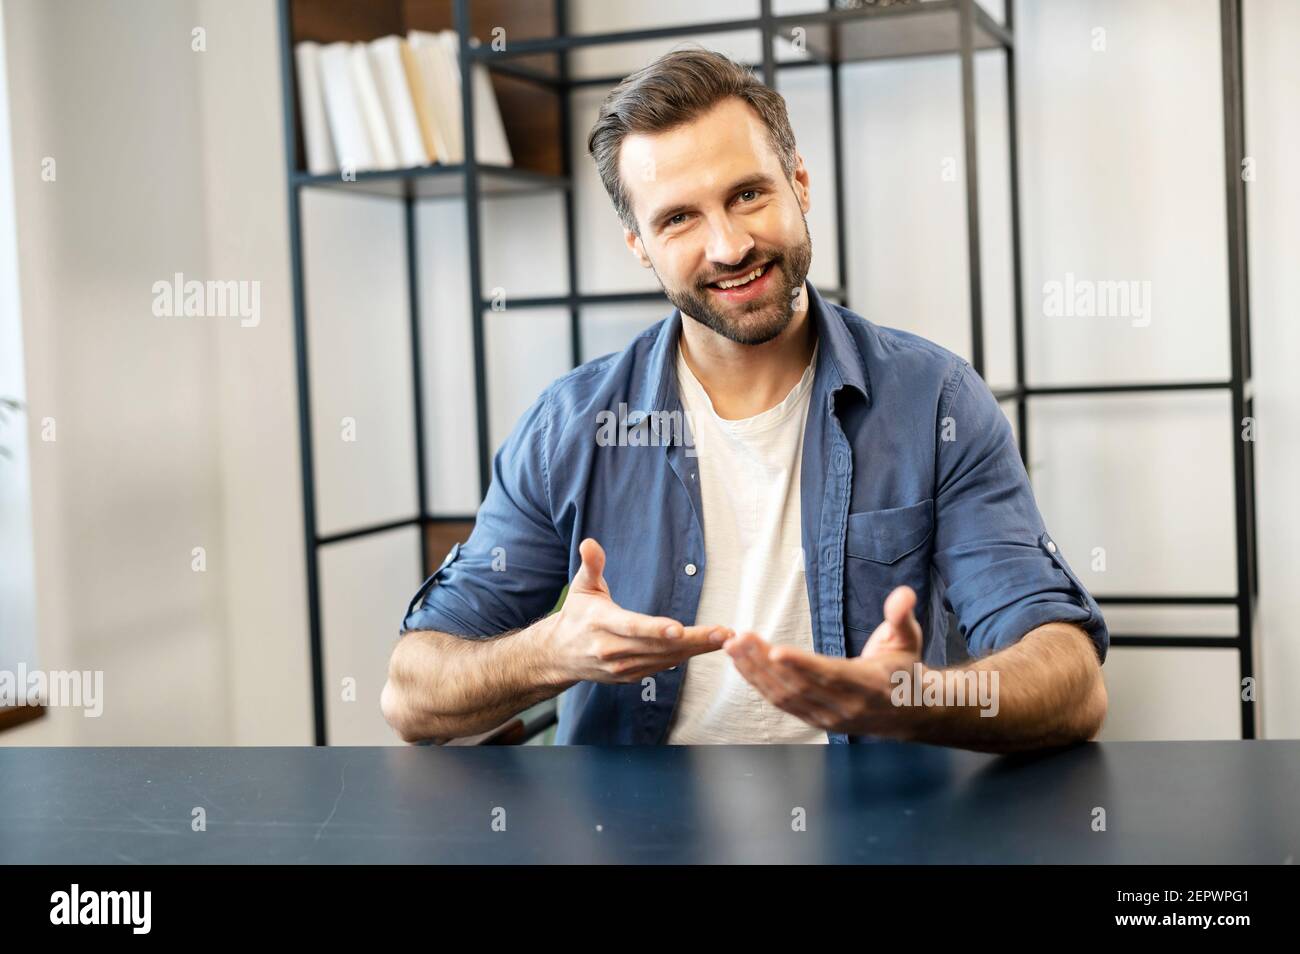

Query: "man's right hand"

xmin=540 ymin=538 xmax=729 ymax=685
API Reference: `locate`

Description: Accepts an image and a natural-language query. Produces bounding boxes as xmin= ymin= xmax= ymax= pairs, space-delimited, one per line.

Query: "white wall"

xmin=3 ymin=0 xmax=228 ymax=743
xmin=195 ymin=0 xmax=311 ymax=744
xmin=1010 ymin=0 xmax=1292 ymax=740
xmin=1006 ymin=0 xmax=1241 ymax=739
xmin=2 ymin=0 xmax=1294 ymax=745
xmin=1 ymin=0 xmax=309 ymax=744
xmin=1243 ymin=0 xmax=1300 ymax=739
xmin=0 ymin=0 xmax=39 ymax=692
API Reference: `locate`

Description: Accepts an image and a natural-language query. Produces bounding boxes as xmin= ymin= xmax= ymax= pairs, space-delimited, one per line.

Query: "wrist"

xmin=893 ymin=664 xmax=1004 ymax=743
xmin=525 ymin=613 xmax=571 ymax=690
xmin=883 ymin=661 xmax=945 ymax=742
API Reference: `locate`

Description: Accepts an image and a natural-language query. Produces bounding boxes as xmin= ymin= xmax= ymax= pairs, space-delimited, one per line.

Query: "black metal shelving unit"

xmin=276 ymin=0 xmax=1260 ymax=746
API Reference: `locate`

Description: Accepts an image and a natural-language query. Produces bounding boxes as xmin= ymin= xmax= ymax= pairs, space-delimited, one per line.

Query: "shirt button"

xmin=1046 ymin=539 xmax=1057 ymax=553
xmin=684 ymin=563 xmax=698 ymax=576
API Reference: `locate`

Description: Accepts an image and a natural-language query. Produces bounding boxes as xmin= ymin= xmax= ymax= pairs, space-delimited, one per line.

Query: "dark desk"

xmin=1 ymin=742 xmax=1296 ymax=864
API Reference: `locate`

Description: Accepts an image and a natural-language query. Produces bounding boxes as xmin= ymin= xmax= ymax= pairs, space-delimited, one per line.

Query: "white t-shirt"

xmin=666 ymin=341 xmax=827 ymax=744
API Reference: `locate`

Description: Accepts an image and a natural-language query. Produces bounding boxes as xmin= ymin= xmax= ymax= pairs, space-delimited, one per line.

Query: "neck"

xmin=679 ymin=283 xmax=815 ymax=420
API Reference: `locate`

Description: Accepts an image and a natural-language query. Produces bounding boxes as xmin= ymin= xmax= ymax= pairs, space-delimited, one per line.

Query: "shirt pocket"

xmin=842 ymin=498 xmax=935 ymax=636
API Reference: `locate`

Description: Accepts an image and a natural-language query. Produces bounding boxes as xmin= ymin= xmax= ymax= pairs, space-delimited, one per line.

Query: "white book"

xmin=293 ymin=42 xmax=337 ymax=174
xmin=348 ymin=42 xmax=398 ymax=170
xmin=436 ymin=32 xmax=512 ymax=167
xmin=409 ymin=30 xmax=462 ymax=164
xmin=399 ymin=37 xmax=445 ymax=163
xmin=367 ymin=36 xmax=429 ymax=168
xmin=431 ymin=32 xmax=464 ymax=163
xmin=317 ymin=42 xmax=375 ymax=172
xmin=460 ymin=35 xmax=513 ymax=166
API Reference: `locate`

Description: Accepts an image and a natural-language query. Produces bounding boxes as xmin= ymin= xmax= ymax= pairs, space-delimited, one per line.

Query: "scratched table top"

xmin=0 ymin=741 xmax=1295 ymax=863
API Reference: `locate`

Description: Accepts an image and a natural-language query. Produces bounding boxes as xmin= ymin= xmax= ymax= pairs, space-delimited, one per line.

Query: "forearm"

xmin=381 ymin=615 xmax=573 ymax=743
xmin=895 ymin=623 xmax=1107 ymax=753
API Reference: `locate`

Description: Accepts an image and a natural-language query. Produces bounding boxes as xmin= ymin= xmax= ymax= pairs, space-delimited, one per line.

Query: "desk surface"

xmin=1 ymin=742 xmax=1296 ymax=864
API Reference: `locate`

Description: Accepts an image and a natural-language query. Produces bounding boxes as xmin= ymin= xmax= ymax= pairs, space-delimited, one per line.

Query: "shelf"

xmin=467 ymin=15 xmax=765 ymax=64
xmin=317 ymin=513 xmax=478 ymax=549
xmin=470 ymin=2 xmax=1009 ymax=77
xmin=478 ymin=287 xmax=847 ymax=312
xmin=1094 ymin=595 xmax=1238 ymax=605
xmin=482 ymin=290 xmax=667 ymax=311
xmin=993 ymin=379 xmax=1239 ymax=402
xmin=293 ymin=163 xmax=569 ymax=200
xmin=772 ymin=1 xmax=1009 ymax=65
xmin=1109 ymin=635 xmax=1240 ymax=649
xmin=572 ymin=56 xmax=826 ymax=90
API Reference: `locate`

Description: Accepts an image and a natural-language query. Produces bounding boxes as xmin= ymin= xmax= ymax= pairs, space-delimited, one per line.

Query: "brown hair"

xmin=586 ymin=47 xmax=798 ymax=235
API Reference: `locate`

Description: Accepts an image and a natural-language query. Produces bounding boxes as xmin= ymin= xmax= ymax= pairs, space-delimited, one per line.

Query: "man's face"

xmin=620 ymin=98 xmax=813 ymax=346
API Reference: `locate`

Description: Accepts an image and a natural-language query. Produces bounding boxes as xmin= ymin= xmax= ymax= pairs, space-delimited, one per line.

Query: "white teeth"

xmin=715 ymin=264 xmax=766 ymax=289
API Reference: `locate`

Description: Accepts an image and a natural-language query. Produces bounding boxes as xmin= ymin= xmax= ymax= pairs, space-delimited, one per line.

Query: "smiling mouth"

xmin=707 ymin=260 xmax=774 ymax=290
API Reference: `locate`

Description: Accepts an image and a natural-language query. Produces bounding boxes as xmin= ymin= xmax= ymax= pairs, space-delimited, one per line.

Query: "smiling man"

xmin=382 ymin=48 xmax=1109 ymax=750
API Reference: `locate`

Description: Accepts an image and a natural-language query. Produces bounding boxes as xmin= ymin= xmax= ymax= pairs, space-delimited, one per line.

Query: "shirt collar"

xmin=634 ymin=279 xmax=871 ymax=414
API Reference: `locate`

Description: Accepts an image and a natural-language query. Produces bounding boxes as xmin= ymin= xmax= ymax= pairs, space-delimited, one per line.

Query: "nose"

xmin=703 ymin=214 xmax=755 ymax=272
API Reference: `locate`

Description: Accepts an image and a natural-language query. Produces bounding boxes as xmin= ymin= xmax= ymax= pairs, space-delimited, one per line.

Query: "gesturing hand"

xmin=723 ymin=585 xmax=924 ymax=735
xmin=543 ymin=538 xmax=732 ymax=685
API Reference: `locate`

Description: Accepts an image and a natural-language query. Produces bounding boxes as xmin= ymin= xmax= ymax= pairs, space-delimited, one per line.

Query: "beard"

xmin=657 ymin=217 xmax=814 ymax=346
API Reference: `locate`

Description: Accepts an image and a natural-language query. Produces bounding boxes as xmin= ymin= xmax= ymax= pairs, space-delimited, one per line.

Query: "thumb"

xmin=571 ymin=538 xmax=610 ymax=595
xmin=862 ymin=585 xmax=922 ymax=659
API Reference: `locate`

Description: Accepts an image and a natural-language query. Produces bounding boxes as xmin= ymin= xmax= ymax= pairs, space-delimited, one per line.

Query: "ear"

xmin=790 ymin=152 xmax=811 ymax=215
xmin=624 ymin=227 xmax=653 ymax=269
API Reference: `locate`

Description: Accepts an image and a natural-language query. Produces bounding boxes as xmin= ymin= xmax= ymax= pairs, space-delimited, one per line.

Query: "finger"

xmin=618 ymin=635 xmax=726 ymax=674
xmin=771 ymin=646 xmax=868 ymax=694
xmin=603 ymin=631 xmax=727 ymax=677
xmin=760 ymin=647 xmax=853 ymax=712
xmin=594 ymin=627 xmax=730 ymax=661
xmin=863 ymin=585 xmax=922 ymax=658
xmin=747 ymin=661 xmax=827 ymax=722
xmin=597 ymin=604 xmax=733 ymax=645
xmin=606 ymin=656 xmax=679 ymax=679
xmin=571 ymin=538 xmax=609 ymax=595
xmin=598 ymin=634 xmax=700 ymax=662
xmin=726 ymin=633 xmax=800 ymax=706
xmin=598 ymin=605 xmax=685 ymax=640
xmin=768 ymin=655 xmax=856 ymax=716
xmin=682 ymin=624 xmax=735 ymax=647
xmin=729 ymin=637 xmax=846 ymax=725
xmin=884 ymin=585 xmax=922 ymax=648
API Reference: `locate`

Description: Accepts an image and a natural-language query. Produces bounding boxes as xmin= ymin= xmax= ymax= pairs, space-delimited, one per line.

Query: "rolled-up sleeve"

xmin=400 ymin=386 xmax=569 ymax=638
xmin=931 ymin=362 xmax=1109 ymax=662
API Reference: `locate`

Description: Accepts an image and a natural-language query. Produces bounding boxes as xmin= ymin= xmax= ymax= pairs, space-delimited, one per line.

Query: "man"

xmin=382 ymin=48 xmax=1109 ymax=750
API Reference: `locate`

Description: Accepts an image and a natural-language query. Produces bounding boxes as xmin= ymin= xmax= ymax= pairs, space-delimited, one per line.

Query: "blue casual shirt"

xmin=401 ymin=280 xmax=1109 ymax=744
